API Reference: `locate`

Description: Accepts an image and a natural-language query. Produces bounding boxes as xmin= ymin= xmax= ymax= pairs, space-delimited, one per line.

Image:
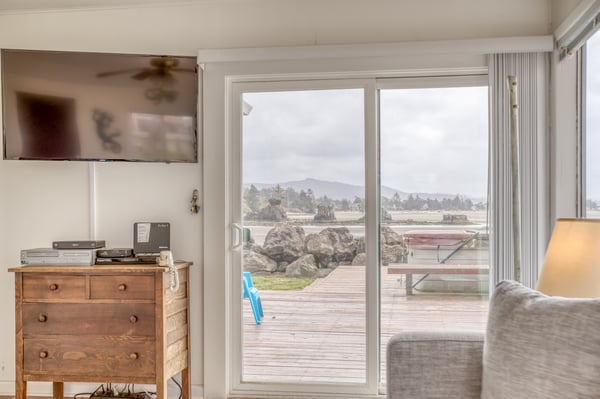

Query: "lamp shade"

xmin=536 ymin=218 xmax=600 ymax=297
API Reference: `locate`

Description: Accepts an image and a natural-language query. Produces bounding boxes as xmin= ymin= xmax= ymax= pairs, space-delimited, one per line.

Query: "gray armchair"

xmin=386 ymin=281 xmax=600 ymax=399
xmin=386 ymin=331 xmax=483 ymax=399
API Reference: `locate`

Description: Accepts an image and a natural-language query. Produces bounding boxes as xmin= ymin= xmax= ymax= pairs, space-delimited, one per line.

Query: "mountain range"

xmin=245 ymin=178 xmax=474 ymax=201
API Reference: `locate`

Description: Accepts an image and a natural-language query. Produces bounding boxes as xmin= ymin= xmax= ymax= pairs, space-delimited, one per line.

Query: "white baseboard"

xmin=0 ymin=381 xmax=203 ymax=399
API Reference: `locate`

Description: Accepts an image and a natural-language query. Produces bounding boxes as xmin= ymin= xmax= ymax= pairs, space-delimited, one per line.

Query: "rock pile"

xmin=245 ymin=198 xmax=288 ymax=221
xmin=243 ymin=222 xmax=408 ymax=279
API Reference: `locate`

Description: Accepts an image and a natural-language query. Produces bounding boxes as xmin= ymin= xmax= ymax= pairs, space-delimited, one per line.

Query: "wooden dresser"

xmin=9 ymin=263 xmax=192 ymax=399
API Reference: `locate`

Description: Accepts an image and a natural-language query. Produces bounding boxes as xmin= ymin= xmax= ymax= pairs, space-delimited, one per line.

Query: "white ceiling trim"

xmin=554 ymin=0 xmax=600 ymax=41
xmin=198 ymin=36 xmax=554 ymax=64
xmin=0 ymin=0 xmax=210 ymax=14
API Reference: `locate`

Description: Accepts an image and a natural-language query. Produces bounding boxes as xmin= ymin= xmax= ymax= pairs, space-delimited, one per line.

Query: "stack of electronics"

xmin=95 ymin=222 xmax=170 ymax=265
xmin=20 ymin=222 xmax=171 ymax=266
xmin=21 ymin=240 xmax=105 ymax=266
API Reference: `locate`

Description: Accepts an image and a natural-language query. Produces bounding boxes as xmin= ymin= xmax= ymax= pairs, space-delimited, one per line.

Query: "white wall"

xmin=0 ymin=0 xmax=554 ymax=397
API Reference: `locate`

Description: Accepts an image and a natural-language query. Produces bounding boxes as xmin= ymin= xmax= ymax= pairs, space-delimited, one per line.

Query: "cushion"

xmin=482 ymin=280 xmax=600 ymax=399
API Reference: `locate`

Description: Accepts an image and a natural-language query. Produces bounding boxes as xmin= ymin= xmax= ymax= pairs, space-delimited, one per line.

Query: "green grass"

xmin=252 ymin=275 xmax=315 ymax=291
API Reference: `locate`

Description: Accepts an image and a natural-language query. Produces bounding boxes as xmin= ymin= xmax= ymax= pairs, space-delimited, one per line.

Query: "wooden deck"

xmin=243 ymin=265 xmax=489 ymax=384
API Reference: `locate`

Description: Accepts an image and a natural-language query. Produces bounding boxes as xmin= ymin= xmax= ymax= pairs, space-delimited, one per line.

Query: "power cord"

xmin=170 ymin=376 xmax=183 ymax=399
xmin=79 ymin=380 xmax=179 ymax=399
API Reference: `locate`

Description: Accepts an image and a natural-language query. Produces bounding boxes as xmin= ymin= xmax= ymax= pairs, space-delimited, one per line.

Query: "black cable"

xmin=170 ymin=376 xmax=183 ymax=399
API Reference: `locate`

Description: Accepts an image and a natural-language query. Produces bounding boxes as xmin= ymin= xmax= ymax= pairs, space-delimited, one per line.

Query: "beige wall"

xmin=0 ymin=0 xmax=560 ymax=396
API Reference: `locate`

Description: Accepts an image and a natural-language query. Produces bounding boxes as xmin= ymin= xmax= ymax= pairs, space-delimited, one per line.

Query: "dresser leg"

xmin=156 ymin=379 xmax=167 ymax=399
xmin=181 ymin=368 xmax=191 ymax=399
xmin=16 ymin=379 xmax=26 ymax=399
xmin=53 ymin=381 xmax=64 ymax=399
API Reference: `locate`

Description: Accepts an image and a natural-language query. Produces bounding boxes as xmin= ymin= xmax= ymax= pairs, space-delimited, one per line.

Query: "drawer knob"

xmin=39 ymin=351 xmax=48 ymax=359
xmin=49 ymin=283 xmax=58 ymax=291
xmin=129 ymin=352 xmax=139 ymax=360
xmin=129 ymin=315 xmax=138 ymax=323
xmin=118 ymin=284 xmax=127 ymax=291
xmin=38 ymin=314 xmax=48 ymax=323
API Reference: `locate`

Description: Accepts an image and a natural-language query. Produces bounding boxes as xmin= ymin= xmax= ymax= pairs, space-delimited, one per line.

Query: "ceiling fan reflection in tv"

xmin=97 ymin=56 xmax=196 ymax=105
xmin=1 ymin=49 xmax=198 ymax=163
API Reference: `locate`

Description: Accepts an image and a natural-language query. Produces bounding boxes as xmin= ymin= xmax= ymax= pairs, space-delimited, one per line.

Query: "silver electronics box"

xmin=21 ymin=248 xmax=95 ymax=266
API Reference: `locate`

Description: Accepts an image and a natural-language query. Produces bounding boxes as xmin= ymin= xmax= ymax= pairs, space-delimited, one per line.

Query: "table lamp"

xmin=536 ymin=218 xmax=600 ymax=297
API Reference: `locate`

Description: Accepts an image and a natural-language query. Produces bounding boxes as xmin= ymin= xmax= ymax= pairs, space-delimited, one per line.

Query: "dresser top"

xmin=8 ymin=261 xmax=192 ymax=273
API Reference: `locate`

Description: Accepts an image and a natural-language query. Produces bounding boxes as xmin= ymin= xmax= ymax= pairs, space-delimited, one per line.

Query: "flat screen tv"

xmin=1 ymin=49 xmax=198 ymax=162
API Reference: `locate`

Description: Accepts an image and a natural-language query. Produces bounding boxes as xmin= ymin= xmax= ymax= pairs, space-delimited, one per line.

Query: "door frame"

xmin=228 ymin=78 xmax=380 ymax=397
xmin=201 ymin=44 xmax=491 ymax=398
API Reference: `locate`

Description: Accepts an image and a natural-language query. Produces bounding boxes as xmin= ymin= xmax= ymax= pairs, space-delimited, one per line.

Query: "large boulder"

xmin=254 ymin=203 xmax=288 ymax=221
xmin=318 ymin=227 xmax=357 ymax=263
xmin=350 ymin=227 xmax=408 ymax=265
xmin=381 ymin=226 xmax=408 ymax=265
xmin=355 ymin=236 xmax=366 ymax=254
xmin=243 ymin=249 xmax=278 ymax=273
xmin=381 ymin=226 xmax=405 ymax=246
xmin=285 ymin=254 xmax=319 ymax=278
xmin=305 ymin=233 xmax=335 ymax=267
xmin=262 ymin=223 xmax=306 ymax=263
xmin=381 ymin=244 xmax=408 ymax=265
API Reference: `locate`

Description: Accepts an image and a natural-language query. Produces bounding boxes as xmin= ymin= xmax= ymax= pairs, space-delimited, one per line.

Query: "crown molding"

xmin=198 ymin=36 xmax=554 ymax=64
xmin=0 ymin=0 xmax=209 ymax=14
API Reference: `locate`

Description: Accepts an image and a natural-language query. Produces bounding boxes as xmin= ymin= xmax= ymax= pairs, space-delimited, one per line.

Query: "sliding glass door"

xmin=228 ymin=76 xmax=489 ymax=396
xmin=377 ymin=77 xmax=490 ymax=385
xmin=230 ymin=79 xmax=378 ymax=396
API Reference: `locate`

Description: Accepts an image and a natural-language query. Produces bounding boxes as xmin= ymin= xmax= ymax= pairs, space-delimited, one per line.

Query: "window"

xmin=585 ymin=31 xmax=600 ymax=216
xmin=200 ymin=40 xmax=550 ymax=398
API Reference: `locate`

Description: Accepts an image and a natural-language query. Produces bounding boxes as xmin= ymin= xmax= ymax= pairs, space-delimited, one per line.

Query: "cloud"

xmin=242 ymin=85 xmax=488 ymax=199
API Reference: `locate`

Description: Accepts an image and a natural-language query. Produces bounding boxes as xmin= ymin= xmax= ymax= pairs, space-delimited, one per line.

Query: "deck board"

xmin=243 ymin=265 xmax=488 ymax=384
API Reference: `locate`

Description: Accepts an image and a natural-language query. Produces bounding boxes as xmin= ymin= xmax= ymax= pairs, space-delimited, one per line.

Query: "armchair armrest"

xmin=386 ymin=331 xmax=484 ymax=399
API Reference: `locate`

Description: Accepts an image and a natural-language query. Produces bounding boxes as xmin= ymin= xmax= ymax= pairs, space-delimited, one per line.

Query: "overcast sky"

xmin=587 ymin=32 xmax=600 ymax=202
xmin=380 ymin=87 xmax=488 ymax=199
xmin=242 ymin=85 xmax=488 ymax=199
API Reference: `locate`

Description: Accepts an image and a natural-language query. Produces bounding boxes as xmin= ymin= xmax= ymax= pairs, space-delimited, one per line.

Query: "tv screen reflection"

xmin=2 ymin=49 xmax=198 ymax=162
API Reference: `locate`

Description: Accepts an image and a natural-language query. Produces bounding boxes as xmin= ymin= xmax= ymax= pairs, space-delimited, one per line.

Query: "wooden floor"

xmin=243 ymin=265 xmax=488 ymax=384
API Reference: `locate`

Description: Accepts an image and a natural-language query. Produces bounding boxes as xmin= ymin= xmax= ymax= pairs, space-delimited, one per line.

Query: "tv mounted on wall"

xmin=1 ymin=49 xmax=198 ymax=162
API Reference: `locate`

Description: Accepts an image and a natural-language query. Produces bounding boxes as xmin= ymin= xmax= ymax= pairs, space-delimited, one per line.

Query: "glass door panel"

xmin=378 ymin=83 xmax=490 ymax=384
xmin=239 ymin=88 xmax=367 ymax=385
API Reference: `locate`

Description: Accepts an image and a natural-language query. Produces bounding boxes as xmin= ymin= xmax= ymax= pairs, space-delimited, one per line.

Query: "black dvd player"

xmin=96 ymin=248 xmax=133 ymax=258
xmin=53 ymin=240 xmax=106 ymax=249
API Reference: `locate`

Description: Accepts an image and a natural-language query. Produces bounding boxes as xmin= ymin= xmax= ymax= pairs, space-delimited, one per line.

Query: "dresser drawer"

xmin=90 ymin=275 xmax=155 ymax=300
xmin=23 ymin=275 xmax=86 ymax=301
xmin=22 ymin=303 xmax=155 ymax=336
xmin=23 ymin=337 xmax=155 ymax=378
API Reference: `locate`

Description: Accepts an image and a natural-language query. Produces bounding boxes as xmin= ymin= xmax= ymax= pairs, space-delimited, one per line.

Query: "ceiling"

xmin=0 ymin=0 xmax=202 ymax=12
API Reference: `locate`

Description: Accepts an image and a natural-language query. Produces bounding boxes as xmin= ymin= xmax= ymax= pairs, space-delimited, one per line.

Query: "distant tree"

xmin=464 ymin=198 xmax=474 ymax=210
xmin=392 ymin=192 xmax=402 ymax=210
xmin=353 ymin=196 xmax=365 ymax=212
xmin=272 ymin=184 xmax=285 ymax=200
xmin=339 ymin=198 xmax=351 ymax=211
xmin=283 ymin=187 xmax=301 ymax=208
xmin=297 ymin=189 xmax=316 ymax=213
xmin=245 ymin=184 xmax=261 ymax=212
xmin=317 ymin=195 xmax=332 ymax=205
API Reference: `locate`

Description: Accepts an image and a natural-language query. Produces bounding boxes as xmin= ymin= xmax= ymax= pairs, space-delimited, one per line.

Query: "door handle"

xmin=232 ymin=223 xmax=243 ymax=250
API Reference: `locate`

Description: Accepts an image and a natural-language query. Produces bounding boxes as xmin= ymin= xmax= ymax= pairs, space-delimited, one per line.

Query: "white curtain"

xmin=488 ymin=53 xmax=550 ymax=289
